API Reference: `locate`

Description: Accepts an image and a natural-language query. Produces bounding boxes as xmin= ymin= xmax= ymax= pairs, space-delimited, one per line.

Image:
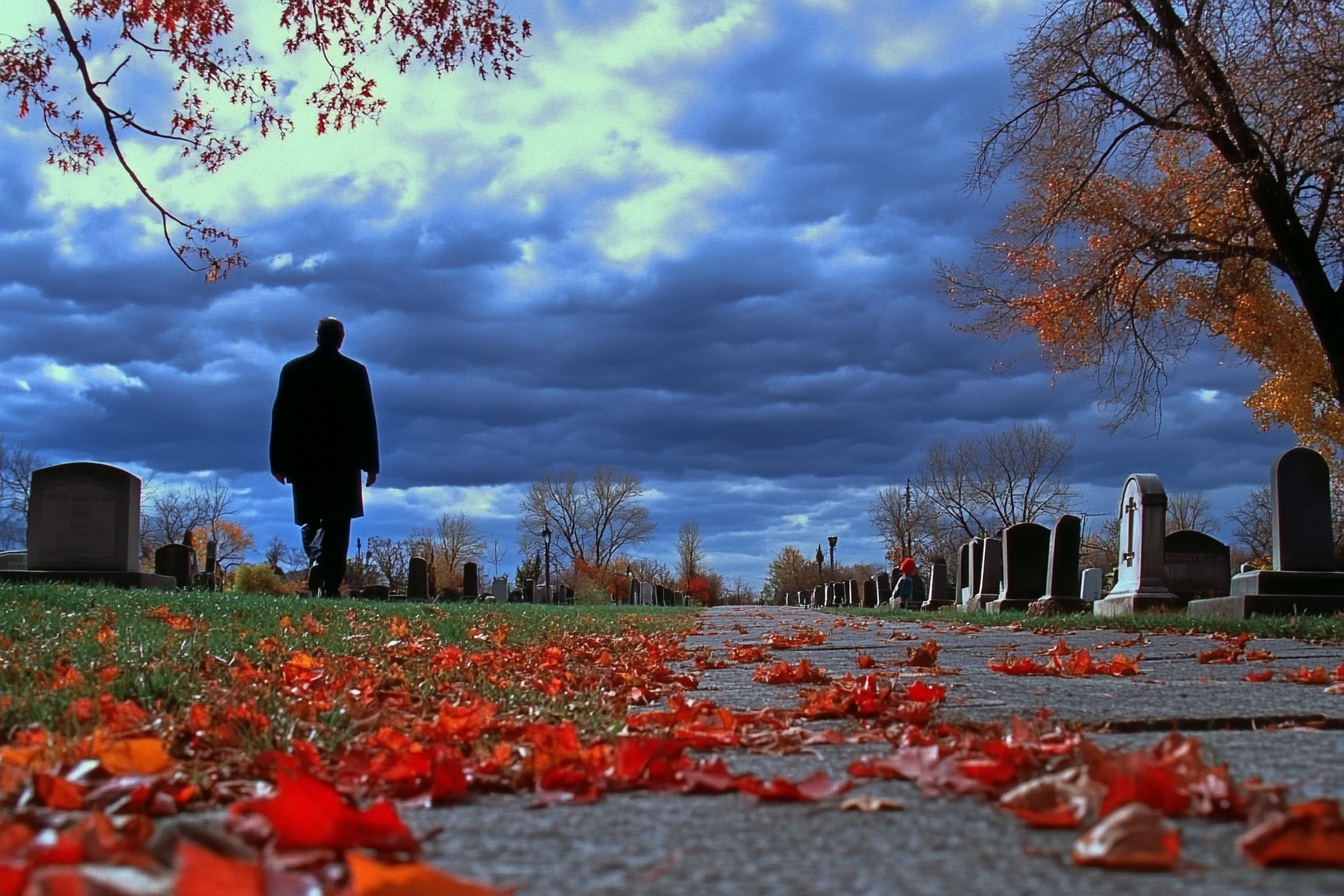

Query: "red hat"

xmin=899 ymin=557 xmax=917 ymax=575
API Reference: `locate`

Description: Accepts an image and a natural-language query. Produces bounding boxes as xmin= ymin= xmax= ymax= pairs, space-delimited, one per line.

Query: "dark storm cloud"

xmin=0 ymin=1 xmax=1301 ymax=579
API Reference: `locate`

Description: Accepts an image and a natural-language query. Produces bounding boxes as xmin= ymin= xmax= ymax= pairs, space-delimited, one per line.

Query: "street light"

xmin=815 ymin=544 xmax=824 ymax=583
xmin=542 ymin=523 xmax=551 ymax=605
xmin=626 ymin=563 xmax=632 ymax=605
xmin=827 ymin=535 xmax=837 ymax=573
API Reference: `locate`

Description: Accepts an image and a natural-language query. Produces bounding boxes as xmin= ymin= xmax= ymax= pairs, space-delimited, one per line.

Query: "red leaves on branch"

xmin=752 ymin=659 xmax=829 ymax=685
xmin=1237 ymin=799 xmax=1344 ymax=867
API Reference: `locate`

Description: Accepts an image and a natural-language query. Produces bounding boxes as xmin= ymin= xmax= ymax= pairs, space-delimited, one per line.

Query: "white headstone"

xmin=1080 ymin=567 xmax=1103 ymax=602
xmin=491 ymin=576 xmax=509 ymax=602
xmin=1095 ymin=473 xmax=1179 ymax=614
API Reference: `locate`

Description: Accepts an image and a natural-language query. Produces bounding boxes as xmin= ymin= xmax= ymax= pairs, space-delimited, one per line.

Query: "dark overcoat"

xmin=269 ymin=346 xmax=379 ymax=525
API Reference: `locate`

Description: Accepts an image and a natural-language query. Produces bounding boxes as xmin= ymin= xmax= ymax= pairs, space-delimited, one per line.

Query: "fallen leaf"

xmin=1243 ymin=670 xmax=1275 ymax=683
xmin=999 ymin=767 xmax=1101 ymax=829
xmin=838 ymin=795 xmax=904 ymax=812
xmin=1237 ymin=799 xmax=1344 ymax=867
xmin=346 ymin=851 xmax=515 ymax=895
xmin=1072 ymin=802 xmax=1181 ymax=871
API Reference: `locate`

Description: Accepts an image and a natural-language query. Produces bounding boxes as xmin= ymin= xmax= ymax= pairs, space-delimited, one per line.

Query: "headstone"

xmin=0 ymin=551 xmax=26 ymax=571
xmin=957 ymin=539 xmax=985 ymax=608
xmin=562 ymin=584 xmax=575 ymax=604
xmin=847 ymin=579 xmax=858 ymax=606
xmin=1163 ymin=530 xmax=1230 ymax=602
xmin=154 ymin=543 xmax=193 ymax=589
xmin=490 ymin=576 xmax=509 ymax=603
xmin=1094 ymin=474 xmax=1180 ymax=615
xmin=509 ymin=589 xmax=523 ymax=602
xmin=955 ymin=542 xmax=972 ymax=605
xmin=966 ymin=537 xmax=1001 ymax=610
xmin=629 ymin=578 xmax=640 ymax=604
xmin=0 ymin=463 xmax=173 ymax=590
xmin=875 ymin=571 xmax=892 ymax=605
xmin=1028 ymin=515 xmax=1086 ymax=615
xmin=1190 ymin=448 xmax=1344 ymax=617
xmin=641 ymin=581 xmax=654 ymax=605
xmin=812 ymin=584 xmax=824 ymax=607
xmin=989 ymin=522 xmax=1051 ymax=613
xmin=360 ymin=584 xmax=391 ymax=600
xmin=1080 ymin=567 xmax=1103 ymax=602
xmin=862 ymin=579 xmax=878 ymax=608
xmin=408 ymin=556 xmax=429 ymax=600
xmin=462 ymin=562 xmax=479 ymax=598
xmin=922 ymin=558 xmax=952 ymax=609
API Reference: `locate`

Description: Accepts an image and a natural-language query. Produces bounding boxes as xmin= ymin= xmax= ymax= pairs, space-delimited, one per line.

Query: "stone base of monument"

xmin=0 ymin=570 xmax=175 ymax=590
xmin=1092 ymin=591 xmax=1183 ymax=616
xmin=984 ymin=598 xmax=1035 ymax=613
xmin=964 ymin=594 xmax=997 ymax=611
xmin=1027 ymin=596 xmax=1091 ymax=616
xmin=920 ymin=598 xmax=955 ymax=610
xmin=1186 ymin=569 xmax=1344 ymax=618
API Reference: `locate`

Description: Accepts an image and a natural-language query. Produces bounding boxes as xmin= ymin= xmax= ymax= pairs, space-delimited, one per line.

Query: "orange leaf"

xmin=1243 ymin=670 xmax=1275 ymax=683
xmin=91 ymin=732 xmax=172 ymax=775
xmin=1284 ymin=667 xmax=1332 ymax=685
xmin=346 ymin=852 xmax=514 ymax=896
xmin=34 ymin=774 xmax=86 ymax=811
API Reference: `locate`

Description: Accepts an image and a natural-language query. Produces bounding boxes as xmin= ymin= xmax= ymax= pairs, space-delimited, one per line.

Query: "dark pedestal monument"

xmin=407 ymin=556 xmax=429 ymax=600
xmin=462 ymin=561 xmax=479 ymax=599
xmin=921 ymin=558 xmax=952 ymax=610
xmin=1029 ymin=515 xmax=1086 ymax=616
xmin=1163 ymin=530 xmax=1230 ymax=603
xmin=0 ymin=463 xmax=174 ymax=590
xmin=862 ymin=579 xmax=878 ymax=608
xmin=1094 ymin=474 xmax=1180 ymax=616
xmin=1190 ymin=448 xmax=1344 ymax=618
xmin=988 ymin=522 xmax=1050 ymax=613
xmin=965 ymin=536 xmax=1002 ymax=611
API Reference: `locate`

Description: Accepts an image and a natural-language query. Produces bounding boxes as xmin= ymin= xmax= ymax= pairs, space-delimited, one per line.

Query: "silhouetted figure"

xmin=270 ymin=318 xmax=379 ymax=597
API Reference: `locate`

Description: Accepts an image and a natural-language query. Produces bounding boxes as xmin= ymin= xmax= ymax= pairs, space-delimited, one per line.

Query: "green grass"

xmin=0 ymin=582 xmax=697 ymax=737
xmin=820 ymin=605 xmax=1344 ymax=642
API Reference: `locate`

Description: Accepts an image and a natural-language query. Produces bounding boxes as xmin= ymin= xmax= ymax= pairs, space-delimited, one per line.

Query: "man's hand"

xmin=366 ymin=472 xmax=378 ymax=487
xmin=273 ymin=472 xmax=287 ymax=484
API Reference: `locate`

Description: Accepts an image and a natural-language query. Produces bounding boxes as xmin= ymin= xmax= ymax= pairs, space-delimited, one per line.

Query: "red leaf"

xmin=346 ymin=851 xmax=515 ymax=895
xmin=752 ymin=659 xmax=829 ymax=685
xmin=741 ymin=770 xmax=851 ymax=802
xmin=232 ymin=768 xmax=419 ymax=852
xmin=1243 ymin=670 xmax=1275 ymax=683
xmin=1072 ymin=802 xmax=1181 ymax=870
xmin=1237 ymin=799 xmax=1344 ymax=867
xmin=175 ymin=841 xmax=264 ymax=896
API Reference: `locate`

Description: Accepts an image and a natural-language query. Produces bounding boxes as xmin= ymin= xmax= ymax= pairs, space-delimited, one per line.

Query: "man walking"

xmin=270 ymin=318 xmax=379 ymax=596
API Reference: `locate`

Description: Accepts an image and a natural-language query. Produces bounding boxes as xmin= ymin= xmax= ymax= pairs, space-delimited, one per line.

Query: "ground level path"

xmin=414 ymin=606 xmax=1344 ymax=895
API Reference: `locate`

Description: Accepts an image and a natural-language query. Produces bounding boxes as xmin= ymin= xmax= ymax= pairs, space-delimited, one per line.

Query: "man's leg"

xmin=300 ymin=523 xmax=322 ymax=595
xmin=320 ymin=517 xmax=352 ymax=597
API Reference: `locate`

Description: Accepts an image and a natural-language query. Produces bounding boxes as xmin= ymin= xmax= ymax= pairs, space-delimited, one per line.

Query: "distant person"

xmin=269 ymin=318 xmax=379 ymax=597
xmin=893 ymin=557 xmax=924 ymax=610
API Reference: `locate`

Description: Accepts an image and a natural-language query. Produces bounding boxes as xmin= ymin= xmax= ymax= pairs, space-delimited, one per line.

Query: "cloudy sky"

xmin=0 ymin=0 xmax=1296 ymax=584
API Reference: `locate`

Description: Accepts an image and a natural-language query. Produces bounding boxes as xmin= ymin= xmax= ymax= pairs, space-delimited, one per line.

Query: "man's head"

xmin=316 ymin=317 xmax=345 ymax=349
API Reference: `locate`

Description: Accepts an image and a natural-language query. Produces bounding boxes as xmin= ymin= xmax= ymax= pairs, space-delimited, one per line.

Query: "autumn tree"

xmin=942 ymin=0 xmax=1344 ymax=454
xmin=762 ymin=545 xmax=817 ymax=600
xmin=431 ymin=512 xmax=487 ymax=587
xmin=916 ymin=422 xmax=1078 ymax=542
xmin=1166 ymin=490 xmax=1220 ymax=533
xmin=0 ymin=1 xmax=529 ymax=278
xmin=142 ymin=476 xmax=238 ymax=559
xmin=518 ymin=468 xmax=655 ymax=571
xmin=190 ymin=520 xmax=253 ymax=571
xmin=675 ymin=520 xmax=705 ymax=589
xmin=867 ymin=480 xmax=943 ymax=567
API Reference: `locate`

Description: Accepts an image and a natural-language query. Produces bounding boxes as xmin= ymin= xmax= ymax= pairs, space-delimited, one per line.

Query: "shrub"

xmin=230 ymin=562 xmax=289 ymax=595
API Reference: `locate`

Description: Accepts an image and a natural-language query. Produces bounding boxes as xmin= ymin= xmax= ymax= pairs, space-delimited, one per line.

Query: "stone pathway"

xmin=414 ymin=606 xmax=1344 ymax=896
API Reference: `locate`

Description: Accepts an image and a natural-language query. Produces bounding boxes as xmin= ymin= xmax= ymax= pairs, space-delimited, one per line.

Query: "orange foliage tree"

xmin=0 ymin=1 xmax=529 ymax=279
xmin=942 ymin=0 xmax=1344 ymax=455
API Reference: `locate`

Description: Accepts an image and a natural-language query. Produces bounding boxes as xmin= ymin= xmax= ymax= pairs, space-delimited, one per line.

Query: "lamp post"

xmin=542 ymin=523 xmax=551 ymax=605
xmin=626 ymin=563 xmax=632 ymax=605
xmin=827 ymin=535 xmax=837 ymax=573
xmin=815 ymin=544 xmax=824 ymax=584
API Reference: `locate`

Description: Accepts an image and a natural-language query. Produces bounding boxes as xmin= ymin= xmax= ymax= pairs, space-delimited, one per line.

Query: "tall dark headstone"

xmin=154 ymin=543 xmax=193 ymax=589
xmin=812 ymin=584 xmax=824 ymax=606
xmin=1095 ymin=474 xmax=1179 ymax=615
xmin=524 ymin=578 xmax=536 ymax=603
xmin=875 ymin=571 xmax=892 ymax=605
xmin=862 ymin=579 xmax=878 ymax=608
xmin=1190 ymin=448 xmax=1344 ymax=617
xmin=2 ymin=463 xmax=172 ymax=590
xmin=967 ymin=536 xmax=1002 ymax=610
xmin=988 ymin=522 xmax=1051 ymax=613
xmin=1029 ymin=515 xmax=1086 ymax=615
xmin=462 ymin=561 xmax=479 ymax=598
xmin=408 ymin=556 xmax=429 ymax=600
xmin=921 ymin=558 xmax=951 ymax=609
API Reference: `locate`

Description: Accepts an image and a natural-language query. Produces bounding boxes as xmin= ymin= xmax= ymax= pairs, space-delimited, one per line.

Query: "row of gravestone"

xmin=942 ymin=447 xmax=1344 ymax=618
xmin=627 ymin=578 xmax=692 ymax=607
